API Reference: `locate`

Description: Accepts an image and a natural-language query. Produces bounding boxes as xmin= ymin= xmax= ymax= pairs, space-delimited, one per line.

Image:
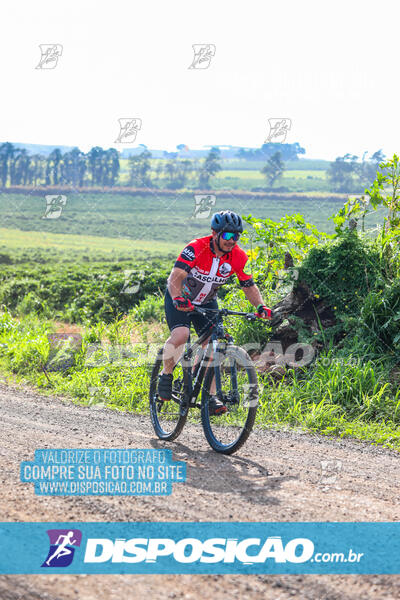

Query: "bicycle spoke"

xmin=201 ymin=345 xmax=258 ymax=454
xmin=149 ymin=352 xmax=188 ymax=441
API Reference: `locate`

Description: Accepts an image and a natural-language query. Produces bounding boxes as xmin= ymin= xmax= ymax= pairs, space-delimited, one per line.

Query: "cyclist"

xmin=158 ymin=210 xmax=272 ymax=415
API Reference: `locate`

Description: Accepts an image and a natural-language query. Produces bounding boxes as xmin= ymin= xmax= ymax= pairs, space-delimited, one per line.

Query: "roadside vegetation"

xmin=0 ymin=156 xmax=399 ymax=450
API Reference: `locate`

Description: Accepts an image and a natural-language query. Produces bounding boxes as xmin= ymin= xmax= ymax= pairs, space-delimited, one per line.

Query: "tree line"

xmin=0 ymin=141 xmax=385 ymax=192
xmin=0 ymin=143 xmax=120 ymax=188
xmin=327 ymin=151 xmax=386 ymax=192
xmin=129 ymin=147 xmax=222 ymax=189
xmin=260 ymin=149 xmax=386 ymax=191
xmin=0 ymin=142 xmax=223 ymax=190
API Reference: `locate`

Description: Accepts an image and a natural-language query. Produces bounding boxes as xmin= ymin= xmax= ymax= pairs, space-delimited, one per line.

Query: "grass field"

xmin=0 ymin=175 xmax=398 ymax=451
xmin=212 ymin=169 xmax=328 ymax=192
xmin=0 ymin=191 xmax=387 ymax=246
xmin=0 ymin=192 xmax=353 ymax=244
xmin=0 ymin=227 xmax=181 ymax=257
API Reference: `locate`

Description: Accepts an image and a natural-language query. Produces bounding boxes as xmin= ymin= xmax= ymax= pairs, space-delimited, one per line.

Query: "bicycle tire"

xmin=149 ymin=348 xmax=188 ymax=441
xmin=201 ymin=344 xmax=258 ymax=454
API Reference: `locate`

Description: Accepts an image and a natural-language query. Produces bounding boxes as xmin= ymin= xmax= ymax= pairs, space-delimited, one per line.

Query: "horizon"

xmin=0 ymin=140 xmax=384 ymax=163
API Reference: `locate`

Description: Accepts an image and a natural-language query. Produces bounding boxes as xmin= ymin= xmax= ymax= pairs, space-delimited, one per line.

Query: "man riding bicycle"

xmin=158 ymin=210 xmax=272 ymax=415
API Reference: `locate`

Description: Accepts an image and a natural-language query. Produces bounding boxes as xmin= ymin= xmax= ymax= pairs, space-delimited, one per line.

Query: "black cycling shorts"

xmin=164 ymin=289 xmax=220 ymax=337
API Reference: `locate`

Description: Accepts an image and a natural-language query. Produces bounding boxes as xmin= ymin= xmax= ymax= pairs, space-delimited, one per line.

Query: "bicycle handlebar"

xmin=192 ymin=305 xmax=270 ymax=322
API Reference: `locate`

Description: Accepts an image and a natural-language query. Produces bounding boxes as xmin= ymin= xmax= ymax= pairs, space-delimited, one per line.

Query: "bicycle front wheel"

xmin=149 ymin=348 xmax=188 ymax=441
xmin=201 ymin=344 xmax=258 ymax=454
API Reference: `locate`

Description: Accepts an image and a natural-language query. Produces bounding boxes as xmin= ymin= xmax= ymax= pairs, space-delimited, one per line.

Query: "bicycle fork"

xmin=211 ymin=332 xmax=239 ymax=406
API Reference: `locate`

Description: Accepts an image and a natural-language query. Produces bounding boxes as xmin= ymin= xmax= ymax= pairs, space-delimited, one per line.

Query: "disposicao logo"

xmin=83 ymin=536 xmax=314 ymax=564
xmin=41 ymin=529 xmax=82 ymax=568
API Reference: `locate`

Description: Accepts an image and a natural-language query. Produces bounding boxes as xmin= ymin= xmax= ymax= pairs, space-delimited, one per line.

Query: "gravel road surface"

xmin=0 ymin=382 xmax=399 ymax=599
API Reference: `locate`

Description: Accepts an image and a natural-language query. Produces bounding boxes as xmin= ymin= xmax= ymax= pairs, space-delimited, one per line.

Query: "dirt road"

xmin=0 ymin=381 xmax=399 ymax=599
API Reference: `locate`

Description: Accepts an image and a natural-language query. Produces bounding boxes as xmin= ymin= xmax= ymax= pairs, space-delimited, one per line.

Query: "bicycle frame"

xmin=180 ymin=306 xmax=256 ymax=410
xmin=150 ymin=304 xmax=270 ymax=452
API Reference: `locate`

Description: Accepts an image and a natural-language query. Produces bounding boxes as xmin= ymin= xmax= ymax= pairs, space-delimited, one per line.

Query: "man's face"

xmin=211 ymin=229 xmax=238 ymax=252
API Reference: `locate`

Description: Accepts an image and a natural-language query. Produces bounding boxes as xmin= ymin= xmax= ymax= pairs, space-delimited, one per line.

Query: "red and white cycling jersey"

xmin=174 ymin=235 xmax=254 ymax=305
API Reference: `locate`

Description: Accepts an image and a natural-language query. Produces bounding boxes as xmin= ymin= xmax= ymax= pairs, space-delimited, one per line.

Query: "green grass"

xmin=0 ymin=227 xmax=181 ymax=257
xmin=213 ymin=169 xmax=329 ymax=192
xmin=0 ymin=192 xmax=359 ymax=242
xmin=0 ymin=309 xmax=399 ymax=451
xmin=0 ymin=252 xmax=172 ymax=324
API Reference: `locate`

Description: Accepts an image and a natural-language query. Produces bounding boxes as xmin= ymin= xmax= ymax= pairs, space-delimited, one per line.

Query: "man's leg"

xmin=191 ymin=305 xmax=226 ymax=414
xmin=161 ymin=326 xmax=190 ymax=375
xmin=192 ymin=334 xmax=226 ymax=415
xmin=158 ymin=290 xmax=192 ymax=401
xmin=158 ymin=326 xmax=189 ymax=401
xmin=196 ymin=335 xmax=216 ymax=394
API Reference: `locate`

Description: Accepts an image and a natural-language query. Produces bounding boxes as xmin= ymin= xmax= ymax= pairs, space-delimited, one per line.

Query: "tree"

xmin=356 ymin=150 xmax=386 ymax=188
xmin=13 ymin=149 xmax=30 ymax=185
xmin=103 ymin=148 xmax=120 ymax=186
xmin=87 ymin=147 xmax=106 ymax=185
xmin=261 ymin=151 xmax=285 ymax=187
xmin=61 ymin=147 xmax=87 ymax=187
xmin=28 ymin=153 xmax=45 ymax=186
xmin=163 ymin=158 xmax=193 ymax=189
xmin=128 ymin=150 xmax=152 ymax=187
xmin=327 ymin=154 xmax=358 ymax=192
xmin=198 ymin=146 xmax=221 ymax=188
xmin=154 ymin=161 xmax=163 ymax=185
xmin=45 ymin=149 xmax=62 ymax=185
xmin=0 ymin=143 xmax=16 ymax=187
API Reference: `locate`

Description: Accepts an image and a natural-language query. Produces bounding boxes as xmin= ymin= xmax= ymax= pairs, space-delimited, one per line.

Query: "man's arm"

xmin=167 ymin=267 xmax=188 ymax=299
xmin=242 ymin=284 xmax=272 ymax=319
xmin=242 ymin=283 xmax=265 ymax=307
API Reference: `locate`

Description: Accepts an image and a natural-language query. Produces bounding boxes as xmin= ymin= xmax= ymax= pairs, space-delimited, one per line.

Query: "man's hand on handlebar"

xmin=256 ymin=304 xmax=272 ymax=320
xmin=173 ymin=296 xmax=195 ymax=312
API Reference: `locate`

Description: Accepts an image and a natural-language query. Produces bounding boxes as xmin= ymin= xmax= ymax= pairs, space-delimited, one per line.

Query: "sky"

xmin=0 ymin=0 xmax=398 ymax=160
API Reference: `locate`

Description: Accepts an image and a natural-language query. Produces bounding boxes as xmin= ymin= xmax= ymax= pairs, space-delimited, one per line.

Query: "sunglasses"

xmin=221 ymin=232 xmax=240 ymax=242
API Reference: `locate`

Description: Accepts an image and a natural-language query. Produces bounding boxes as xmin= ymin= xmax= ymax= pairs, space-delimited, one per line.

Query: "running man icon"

xmin=42 ymin=529 xmax=82 ymax=568
xmin=46 ymin=531 xmax=76 ymax=565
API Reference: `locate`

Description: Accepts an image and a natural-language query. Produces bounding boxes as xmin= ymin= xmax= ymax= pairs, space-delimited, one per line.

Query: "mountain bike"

xmin=149 ymin=306 xmax=265 ymax=455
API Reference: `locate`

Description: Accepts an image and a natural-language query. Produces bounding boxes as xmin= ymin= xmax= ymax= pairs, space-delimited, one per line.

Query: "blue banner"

xmin=0 ymin=522 xmax=399 ymax=574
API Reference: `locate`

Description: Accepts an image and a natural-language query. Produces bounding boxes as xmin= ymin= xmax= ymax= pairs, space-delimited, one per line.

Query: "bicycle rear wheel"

xmin=201 ymin=344 xmax=258 ymax=454
xmin=149 ymin=348 xmax=188 ymax=441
